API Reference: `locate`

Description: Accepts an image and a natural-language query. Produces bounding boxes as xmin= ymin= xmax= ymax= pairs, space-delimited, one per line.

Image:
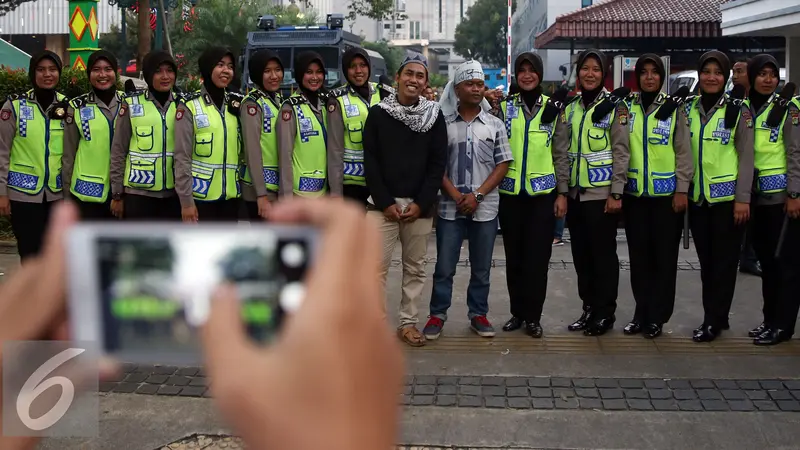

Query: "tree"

xmin=453 ymin=0 xmax=516 ymax=67
xmin=137 ymin=0 xmax=152 ymax=75
xmin=345 ymin=0 xmax=406 ymax=22
xmin=362 ymin=40 xmax=405 ymax=76
xmin=0 ymin=0 xmax=35 ymax=17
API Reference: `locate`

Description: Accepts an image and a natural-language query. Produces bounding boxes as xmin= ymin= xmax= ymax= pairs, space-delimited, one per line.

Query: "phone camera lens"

xmin=280 ymin=242 xmax=306 ymax=268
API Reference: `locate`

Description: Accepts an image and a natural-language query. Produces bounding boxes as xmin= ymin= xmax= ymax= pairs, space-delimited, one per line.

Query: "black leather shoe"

xmin=525 ymin=322 xmax=543 ymax=338
xmin=643 ymin=323 xmax=662 ymax=339
xmin=584 ymin=317 xmax=615 ymax=336
xmin=692 ymin=324 xmax=721 ymax=342
xmin=568 ymin=308 xmax=593 ymax=331
xmin=740 ymin=261 xmax=762 ymax=277
xmin=749 ymin=323 xmax=768 ymax=338
xmin=754 ymin=329 xmax=793 ymax=346
xmin=503 ymin=317 xmax=524 ymax=332
xmin=623 ymin=321 xmax=642 ymax=335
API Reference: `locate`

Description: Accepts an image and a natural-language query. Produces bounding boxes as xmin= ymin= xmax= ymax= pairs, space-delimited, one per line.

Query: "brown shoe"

xmin=397 ymin=326 xmax=426 ymax=347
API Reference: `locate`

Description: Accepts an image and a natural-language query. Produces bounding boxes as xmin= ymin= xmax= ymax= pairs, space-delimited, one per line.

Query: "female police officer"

xmin=496 ymin=52 xmax=570 ymax=338
xmin=62 ymin=50 xmax=123 ymax=220
xmin=109 ymin=50 xmax=181 ymax=221
xmin=744 ymin=54 xmax=800 ymax=345
xmin=174 ymin=47 xmax=243 ymax=222
xmin=553 ymin=49 xmax=630 ymax=337
xmin=0 ymin=50 xmax=67 ymax=262
xmin=621 ymin=54 xmax=693 ymax=339
xmin=326 ymin=47 xmax=381 ymax=205
xmin=277 ymin=51 xmax=341 ymax=199
xmin=240 ymin=50 xmax=284 ymax=221
xmin=684 ymin=51 xmax=754 ymax=342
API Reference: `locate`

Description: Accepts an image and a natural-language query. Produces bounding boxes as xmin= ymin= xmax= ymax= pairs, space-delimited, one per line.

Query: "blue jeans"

xmin=554 ymin=216 xmax=566 ymax=239
xmin=430 ymin=216 xmax=498 ymax=321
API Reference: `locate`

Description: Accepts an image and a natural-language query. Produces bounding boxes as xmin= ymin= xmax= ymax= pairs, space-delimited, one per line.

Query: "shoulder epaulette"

xmin=70 ymin=93 xmax=90 ymax=109
xmin=178 ymin=91 xmax=203 ymax=103
xmin=627 ymin=92 xmax=639 ymax=103
xmin=244 ymin=89 xmax=265 ymax=102
xmin=122 ymin=89 xmax=146 ymax=99
xmin=6 ymin=93 xmax=24 ymax=102
xmin=327 ymin=86 xmax=349 ymax=98
xmin=284 ymin=96 xmax=307 ymax=106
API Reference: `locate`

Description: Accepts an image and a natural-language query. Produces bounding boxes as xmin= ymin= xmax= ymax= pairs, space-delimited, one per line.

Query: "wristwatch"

xmin=474 ymin=192 xmax=485 ymax=203
xmin=611 ymin=193 xmax=622 ymax=200
xmin=789 ymin=192 xmax=800 ymax=199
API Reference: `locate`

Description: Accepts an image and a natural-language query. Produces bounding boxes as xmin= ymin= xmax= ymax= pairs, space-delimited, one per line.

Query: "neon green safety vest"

xmin=240 ymin=90 xmax=281 ymax=193
xmin=334 ymin=83 xmax=380 ymax=186
xmin=565 ymin=94 xmax=617 ymax=189
xmin=684 ymin=96 xmax=741 ymax=203
xmin=747 ymin=95 xmax=787 ymax=195
xmin=184 ymin=92 xmax=242 ymax=201
xmin=498 ymin=93 xmax=556 ymax=196
xmin=624 ymin=92 xmax=679 ymax=197
xmin=6 ymin=90 xmax=66 ymax=196
xmin=69 ymin=91 xmax=123 ymax=203
xmin=124 ymin=91 xmax=176 ymax=192
xmin=286 ymin=95 xmax=328 ymax=197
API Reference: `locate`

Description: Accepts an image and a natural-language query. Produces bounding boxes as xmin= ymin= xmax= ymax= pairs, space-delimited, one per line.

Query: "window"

xmin=411 ymin=21 xmax=421 ymax=39
xmin=384 ymin=23 xmax=391 ymax=29
xmin=581 ymin=0 xmax=592 ymax=7
xmin=396 ymin=0 xmax=406 ymax=12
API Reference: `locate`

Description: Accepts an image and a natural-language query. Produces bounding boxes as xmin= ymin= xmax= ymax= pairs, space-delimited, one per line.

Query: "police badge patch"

xmin=248 ymin=105 xmax=258 ymax=116
xmin=617 ymin=107 xmax=628 ymax=125
xmin=742 ymin=109 xmax=753 ymax=128
xmin=282 ymin=110 xmax=291 ymax=121
xmin=792 ymin=109 xmax=800 ymax=126
xmin=119 ymin=105 xmax=127 ymax=116
xmin=66 ymin=115 xmax=73 ymax=124
xmin=176 ymin=109 xmax=185 ymax=121
xmin=328 ymin=103 xmax=336 ymax=113
xmin=1 ymin=110 xmax=10 ymax=121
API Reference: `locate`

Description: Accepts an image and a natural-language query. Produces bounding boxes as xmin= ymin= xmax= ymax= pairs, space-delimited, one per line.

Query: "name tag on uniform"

xmin=629 ymin=112 xmax=636 ymax=132
xmin=80 ymin=107 xmax=95 ymax=121
xmin=345 ymin=104 xmax=360 ymax=118
xmin=264 ymin=107 xmax=273 ymax=119
xmin=539 ymin=123 xmax=553 ymax=132
xmin=20 ymin=106 xmax=34 ymax=120
xmin=195 ymin=114 xmax=210 ymax=128
xmin=299 ymin=118 xmax=313 ymax=134
xmin=507 ymin=105 xmax=518 ymax=119
xmin=130 ymin=104 xmax=144 ymax=117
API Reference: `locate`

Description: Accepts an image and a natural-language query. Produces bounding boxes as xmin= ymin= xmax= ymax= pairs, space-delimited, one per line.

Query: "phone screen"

xmin=93 ymin=229 xmax=311 ymax=354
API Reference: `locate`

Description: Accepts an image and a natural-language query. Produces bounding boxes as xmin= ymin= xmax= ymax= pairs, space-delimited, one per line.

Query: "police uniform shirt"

xmin=62 ymin=92 xmax=121 ymax=200
xmin=552 ymin=90 xmax=632 ymax=202
xmin=109 ymin=90 xmax=178 ymax=199
xmin=241 ymin=92 xmax=281 ymax=203
xmin=752 ymin=99 xmax=800 ymax=206
xmin=0 ymin=92 xmax=64 ymax=203
xmin=493 ymin=94 xmax=571 ymax=195
xmin=690 ymin=95 xmax=755 ymax=204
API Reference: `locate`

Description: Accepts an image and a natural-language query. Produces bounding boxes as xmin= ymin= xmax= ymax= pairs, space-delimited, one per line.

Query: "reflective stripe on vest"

xmin=186 ymin=95 xmax=242 ymax=202
xmin=292 ymin=98 xmax=328 ymax=197
xmin=566 ymin=96 xmax=614 ymax=189
xmin=748 ymin=97 xmax=787 ymax=195
xmin=125 ymin=93 xmax=176 ymax=192
xmin=7 ymin=90 xmax=66 ymax=196
xmin=240 ymin=92 xmax=281 ymax=192
xmin=70 ymin=94 xmax=122 ymax=203
xmin=337 ymin=85 xmax=380 ymax=186
xmin=624 ymin=93 xmax=678 ymax=197
xmin=498 ymin=93 xmax=556 ymax=196
xmin=685 ymin=97 xmax=740 ymax=204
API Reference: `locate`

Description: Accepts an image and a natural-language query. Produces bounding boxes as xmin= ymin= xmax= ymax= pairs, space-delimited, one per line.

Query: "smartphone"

xmin=66 ymin=223 xmax=319 ymax=365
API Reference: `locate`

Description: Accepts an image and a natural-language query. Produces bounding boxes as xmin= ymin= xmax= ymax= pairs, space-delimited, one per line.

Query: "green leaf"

xmin=453 ymin=0 xmax=516 ymax=67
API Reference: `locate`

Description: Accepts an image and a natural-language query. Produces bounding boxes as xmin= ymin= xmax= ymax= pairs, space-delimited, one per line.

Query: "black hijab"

xmin=634 ymin=53 xmax=665 ymax=112
xmin=86 ymin=50 xmax=119 ymax=107
xmin=747 ymin=54 xmax=779 ymax=114
xmin=248 ymin=49 xmax=283 ymax=101
xmin=294 ymin=51 xmax=326 ymax=107
xmin=697 ymin=51 xmax=731 ymax=113
xmin=342 ymin=47 xmax=371 ymax=101
xmin=514 ymin=52 xmax=543 ymax=111
xmin=29 ymin=51 xmax=62 ymax=110
xmin=142 ymin=51 xmax=177 ymax=108
xmin=199 ymin=47 xmax=235 ymax=111
xmin=576 ymin=49 xmax=607 ymax=107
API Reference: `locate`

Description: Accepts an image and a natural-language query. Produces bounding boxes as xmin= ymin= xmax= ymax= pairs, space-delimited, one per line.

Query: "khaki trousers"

xmin=368 ymin=211 xmax=432 ymax=329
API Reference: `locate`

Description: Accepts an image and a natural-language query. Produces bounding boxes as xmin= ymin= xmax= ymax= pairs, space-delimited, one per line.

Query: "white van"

xmin=668 ymin=68 xmax=786 ymax=94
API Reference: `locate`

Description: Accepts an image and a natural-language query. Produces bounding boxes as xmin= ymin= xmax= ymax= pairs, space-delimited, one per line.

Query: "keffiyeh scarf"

xmin=378 ymin=93 xmax=441 ymax=133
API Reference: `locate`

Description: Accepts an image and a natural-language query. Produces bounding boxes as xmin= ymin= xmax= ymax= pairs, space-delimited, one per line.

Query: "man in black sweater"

xmin=363 ymin=54 xmax=448 ymax=347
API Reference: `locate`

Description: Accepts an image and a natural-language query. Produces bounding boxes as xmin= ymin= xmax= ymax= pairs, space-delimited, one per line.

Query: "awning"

xmin=0 ymin=38 xmax=30 ymax=71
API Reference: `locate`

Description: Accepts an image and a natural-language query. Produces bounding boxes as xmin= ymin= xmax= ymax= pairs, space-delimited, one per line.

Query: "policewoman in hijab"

xmin=619 ymin=54 xmax=693 ymax=339
xmin=491 ymin=52 xmax=570 ymax=338
xmin=174 ymin=46 xmax=244 ymax=222
xmin=109 ymin=50 xmax=181 ymax=221
xmin=744 ymin=54 xmax=800 ymax=346
xmin=0 ymin=50 xmax=67 ymax=262
xmin=684 ymin=51 xmax=754 ymax=342
xmin=240 ymin=50 xmax=284 ymax=221
xmin=553 ymin=49 xmax=631 ymax=337
xmin=277 ymin=51 xmax=338 ymax=198
xmin=326 ymin=47 xmax=381 ymax=205
xmin=62 ymin=50 xmax=123 ymax=220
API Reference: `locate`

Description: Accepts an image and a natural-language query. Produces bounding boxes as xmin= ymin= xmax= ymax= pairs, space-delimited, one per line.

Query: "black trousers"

xmin=125 ymin=195 xmax=181 ymax=221
xmin=622 ymin=195 xmax=683 ymax=325
xmin=76 ymin=199 xmax=114 ymax=221
xmin=773 ymin=215 xmax=800 ymax=334
xmin=498 ymin=193 xmax=556 ymax=323
xmin=753 ymin=204 xmax=800 ymax=332
xmin=568 ymin=197 xmax=620 ymax=319
xmin=740 ymin=206 xmax=759 ymax=266
xmin=343 ymin=184 xmax=370 ymax=206
xmin=689 ymin=201 xmax=744 ymax=328
xmin=10 ymin=199 xmax=56 ymax=263
xmin=196 ymin=199 xmax=241 ymax=222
